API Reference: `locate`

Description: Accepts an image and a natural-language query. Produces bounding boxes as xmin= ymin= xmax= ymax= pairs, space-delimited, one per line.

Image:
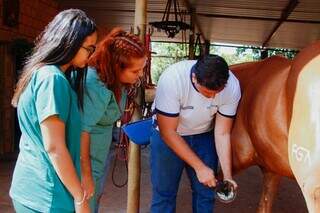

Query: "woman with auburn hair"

xmin=80 ymin=27 xmax=147 ymax=212
xmin=10 ymin=9 xmax=97 ymax=213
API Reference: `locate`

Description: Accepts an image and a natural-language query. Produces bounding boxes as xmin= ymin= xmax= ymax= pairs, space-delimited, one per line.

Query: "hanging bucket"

xmin=122 ymin=118 xmax=153 ymax=145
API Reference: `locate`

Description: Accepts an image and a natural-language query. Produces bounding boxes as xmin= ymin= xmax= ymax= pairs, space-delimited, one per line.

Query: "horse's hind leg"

xmin=257 ymin=167 xmax=281 ymax=213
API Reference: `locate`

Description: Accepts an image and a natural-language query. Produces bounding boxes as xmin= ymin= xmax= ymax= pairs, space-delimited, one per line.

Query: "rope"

xmin=141 ymin=30 xmax=155 ymax=119
xmin=111 ymin=88 xmax=137 ymax=188
xmin=111 ymin=30 xmax=153 ymax=188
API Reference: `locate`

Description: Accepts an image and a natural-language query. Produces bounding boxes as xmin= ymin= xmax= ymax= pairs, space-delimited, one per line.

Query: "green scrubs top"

xmin=81 ymin=67 xmax=121 ymax=210
xmin=9 ymin=65 xmax=81 ymax=212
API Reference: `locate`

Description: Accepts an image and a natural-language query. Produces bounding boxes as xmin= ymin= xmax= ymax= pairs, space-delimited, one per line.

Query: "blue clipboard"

xmin=121 ymin=118 xmax=153 ymax=145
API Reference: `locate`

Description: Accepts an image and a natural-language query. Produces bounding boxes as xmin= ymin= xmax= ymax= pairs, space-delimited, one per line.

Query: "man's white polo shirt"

xmin=153 ymin=60 xmax=241 ymax=136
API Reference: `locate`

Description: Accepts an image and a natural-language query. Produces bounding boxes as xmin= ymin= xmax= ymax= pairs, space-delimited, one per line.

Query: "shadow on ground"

xmin=0 ymin=147 xmax=307 ymax=213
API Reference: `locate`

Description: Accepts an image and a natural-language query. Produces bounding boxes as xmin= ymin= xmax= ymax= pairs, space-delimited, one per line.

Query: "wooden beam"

xmin=204 ymin=39 xmax=210 ymax=55
xmin=262 ymin=0 xmax=299 ymax=48
xmin=260 ymin=49 xmax=268 ymax=59
xmin=127 ymin=1 xmax=147 ymax=213
xmin=197 ymin=13 xmax=320 ymax=24
xmin=182 ymin=0 xmax=207 ymax=42
xmin=61 ymin=6 xmax=320 ymax=24
xmin=188 ymin=6 xmax=195 ymax=59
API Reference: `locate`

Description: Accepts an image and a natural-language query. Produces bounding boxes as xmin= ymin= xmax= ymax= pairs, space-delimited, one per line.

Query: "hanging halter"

xmin=111 ymin=29 xmax=153 ymax=187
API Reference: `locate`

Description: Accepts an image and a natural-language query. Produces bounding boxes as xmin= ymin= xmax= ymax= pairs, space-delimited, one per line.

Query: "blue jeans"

xmin=150 ymin=128 xmax=218 ymax=213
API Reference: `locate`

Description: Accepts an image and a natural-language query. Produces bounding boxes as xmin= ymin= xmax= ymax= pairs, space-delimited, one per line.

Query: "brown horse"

xmin=230 ymin=41 xmax=320 ymax=213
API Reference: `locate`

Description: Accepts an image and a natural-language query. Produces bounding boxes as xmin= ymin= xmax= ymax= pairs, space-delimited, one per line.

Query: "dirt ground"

xmin=1 ymin=147 xmax=307 ymax=213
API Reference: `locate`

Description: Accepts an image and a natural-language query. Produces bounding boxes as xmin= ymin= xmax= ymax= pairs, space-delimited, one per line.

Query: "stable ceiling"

xmin=58 ymin=0 xmax=320 ymax=49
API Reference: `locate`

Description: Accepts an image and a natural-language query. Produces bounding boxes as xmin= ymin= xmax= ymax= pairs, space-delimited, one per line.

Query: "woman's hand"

xmin=81 ymin=174 xmax=95 ymax=200
xmin=74 ymin=190 xmax=91 ymax=213
xmin=80 ymin=131 xmax=95 ymax=199
xmin=75 ymin=199 xmax=90 ymax=213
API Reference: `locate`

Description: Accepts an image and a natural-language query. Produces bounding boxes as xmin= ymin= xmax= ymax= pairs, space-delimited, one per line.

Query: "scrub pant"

xmin=150 ymin=128 xmax=218 ymax=213
xmin=89 ymin=128 xmax=114 ymax=213
xmin=92 ymin=149 xmax=113 ymax=213
xmin=91 ymin=126 xmax=119 ymax=213
xmin=12 ymin=200 xmax=72 ymax=213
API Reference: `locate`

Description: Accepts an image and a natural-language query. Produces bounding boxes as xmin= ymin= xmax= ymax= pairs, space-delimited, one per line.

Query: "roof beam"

xmin=69 ymin=7 xmax=320 ymax=24
xmin=181 ymin=0 xmax=208 ymax=42
xmin=262 ymin=0 xmax=299 ymax=48
xmin=197 ymin=13 xmax=320 ymax=24
xmin=188 ymin=5 xmax=196 ymax=59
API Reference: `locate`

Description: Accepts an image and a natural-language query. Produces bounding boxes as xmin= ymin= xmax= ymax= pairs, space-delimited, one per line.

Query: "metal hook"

xmin=148 ymin=26 xmax=154 ymax=36
xmin=135 ymin=26 xmax=141 ymax=36
xmin=130 ymin=26 xmax=141 ymax=36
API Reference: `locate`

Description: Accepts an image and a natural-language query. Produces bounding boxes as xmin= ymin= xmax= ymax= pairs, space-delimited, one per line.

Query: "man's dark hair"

xmin=193 ymin=54 xmax=229 ymax=90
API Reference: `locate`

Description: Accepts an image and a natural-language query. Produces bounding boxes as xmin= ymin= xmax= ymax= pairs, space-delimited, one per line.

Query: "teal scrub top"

xmin=9 ymin=65 xmax=81 ymax=212
xmin=82 ymin=67 xmax=122 ymax=179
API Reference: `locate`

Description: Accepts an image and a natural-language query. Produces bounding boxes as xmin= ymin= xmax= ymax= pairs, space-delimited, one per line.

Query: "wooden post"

xmin=127 ymin=0 xmax=147 ymax=212
xmin=0 ymin=43 xmax=15 ymax=156
xmin=261 ymin=49 xmax=268 ymax=59
xmin=188 ymin=7 xmax=195 ymax=60
xmin=204 ymin=39 xmax=210 ymax=55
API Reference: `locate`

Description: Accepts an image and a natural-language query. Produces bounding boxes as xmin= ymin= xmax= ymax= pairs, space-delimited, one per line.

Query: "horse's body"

xmin=230 ymin=41 xmax=320 ymax=212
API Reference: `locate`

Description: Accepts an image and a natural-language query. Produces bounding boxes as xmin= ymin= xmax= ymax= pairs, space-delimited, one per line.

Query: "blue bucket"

xmin=122 ymin=118 xmax=153 ymax=145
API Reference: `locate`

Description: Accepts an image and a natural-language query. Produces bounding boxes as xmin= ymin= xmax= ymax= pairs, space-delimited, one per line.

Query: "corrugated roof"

xmin=58 ymin=0 xmax=320 ymax=49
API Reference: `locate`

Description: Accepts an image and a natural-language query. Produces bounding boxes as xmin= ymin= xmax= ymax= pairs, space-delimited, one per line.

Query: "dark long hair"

xmin=88 ymin=28 xmax=146 ymax=103
xmin=12 ymin=9 xmax=96 ymax=108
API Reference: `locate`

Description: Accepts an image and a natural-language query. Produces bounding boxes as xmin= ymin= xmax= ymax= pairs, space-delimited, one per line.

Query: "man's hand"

xmin=195 ymin=165 xmax=217 ymax=188
xmin=224 ymin=178 xmax=238 ymax=190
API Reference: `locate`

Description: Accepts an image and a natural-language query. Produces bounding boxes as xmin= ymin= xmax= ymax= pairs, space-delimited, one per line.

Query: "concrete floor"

xmin=1 ymin=147 xmax=307 ymax=213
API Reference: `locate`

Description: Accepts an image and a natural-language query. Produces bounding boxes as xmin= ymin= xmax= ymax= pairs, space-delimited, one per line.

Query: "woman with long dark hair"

xmin=79 ymin=28 xmax=147 ymax=212
xmin=10 ymin=9 xmax=97 ymax=213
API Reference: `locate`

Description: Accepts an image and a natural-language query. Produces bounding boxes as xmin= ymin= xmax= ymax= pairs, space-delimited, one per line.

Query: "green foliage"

xmin=152 ymin=42 xmax=188 ymax=57
xmin=211 ymin=46 xmax=261 ymax=65
xmin=151 ymin=57 xmax=177 ymax=84
xmin=234 ymin=46 xmax=298 ymax=61
xmin=236 ymin=47 xmax=261 ymax=61
xmin=267 ymin=49 xmax=297 ymax=59
xmin=151 ymin=42 xmax=188 ymax=84
xmin=150 ymin=42 xmax=297 ymax=84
